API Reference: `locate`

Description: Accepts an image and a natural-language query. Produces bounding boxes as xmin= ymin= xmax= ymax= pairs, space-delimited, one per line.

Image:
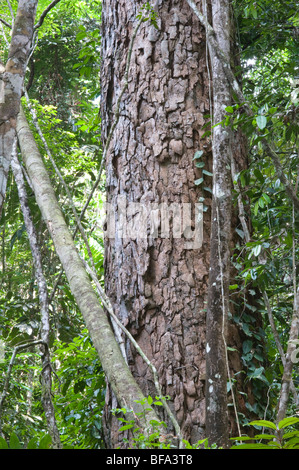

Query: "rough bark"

xmin=16 ymin=105 xmax=161 ymax=436
xmin=0 ymin=0 xmax=38 ymax=217
xmin=102 ymin=0 xmax=212 ymax=446
xmin=101 ymin=0 xmax=262 ymax=448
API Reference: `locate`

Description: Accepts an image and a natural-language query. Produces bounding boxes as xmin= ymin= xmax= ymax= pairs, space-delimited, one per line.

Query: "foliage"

xmin=0 ymin=432 xmax=52 ymax=449
xmin=52 ymin=329 xmax=106 ymax=449
xmin=112 ymin=396 xmax=170 ymax=449
xmin=231 ymin=417 xmax=299 ymax=449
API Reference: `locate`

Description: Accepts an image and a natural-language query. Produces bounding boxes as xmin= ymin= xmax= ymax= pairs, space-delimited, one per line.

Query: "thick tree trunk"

xmin=101 ymin=0 xmax=212 ymax=446
xmin=101 ymin=0 xmax=261 ymax=448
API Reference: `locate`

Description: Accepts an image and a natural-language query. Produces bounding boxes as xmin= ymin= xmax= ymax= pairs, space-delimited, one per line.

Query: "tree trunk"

xmin=205 ymin=0 xmax=232 ymax=448
xmin=0 ymin=0 xmax=38 ymax=217
xmin=101 ymin=0 xmax=260 ymax=448
xmin=101 ymin=0 xmax=213 ymax=446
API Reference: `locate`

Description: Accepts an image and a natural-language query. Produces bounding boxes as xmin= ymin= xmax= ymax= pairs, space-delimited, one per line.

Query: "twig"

xmin=0 ymin=16 xmax=11 ymax=29
xmin=34 ymin=0 xmax=63 ymax=30
xmin=5 ymin=0 xmax=14 ymax=27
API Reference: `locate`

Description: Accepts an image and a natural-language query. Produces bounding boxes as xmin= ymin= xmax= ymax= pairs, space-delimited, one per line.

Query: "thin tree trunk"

xmin=11 ymin=140 xmax=62 ymax=448
xmin=0 ymin=0 xmax=38 ymax=217
xmin=205 ymin=0 xmax=232 ymax=449
xmin=16 ymin=105 xmax=160 ymax=438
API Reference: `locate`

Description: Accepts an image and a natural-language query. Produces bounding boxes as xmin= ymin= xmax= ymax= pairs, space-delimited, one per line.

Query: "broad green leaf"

xmin=39 ymin=434 xmax=52 ymax=449
xmin=254 ymin=434 xmax=275 ymax=440
xmin=194 ymin=177 xmax=204 ymax=186
xmin=27 ymin=437 xmax=38 ymax=449
xmin=256 ymin=115 xmax=267 ymax=130
xmin=0 ymin=437 xmax=8 ymax=449
xmin=249 ymin=420 xmax=277 ymax=431
xmin=9 ymin=432 xmax=21 ymax=449
xmin=118 ymin=424 xmax=134 ymax=432
xmin=278 ymin=417 xmax=299 ymax=430
xmin=225 ymin=106 xmax=234 ymax=113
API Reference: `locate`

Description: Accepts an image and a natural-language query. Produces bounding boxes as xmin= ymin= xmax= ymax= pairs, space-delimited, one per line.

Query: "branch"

xmin=0 ymin=16 xmax=11 ymax=29
xmin=34 ymin=0 xmax=63 ymax=30
xmin=24 ymin=90 xmax=98 ymax=278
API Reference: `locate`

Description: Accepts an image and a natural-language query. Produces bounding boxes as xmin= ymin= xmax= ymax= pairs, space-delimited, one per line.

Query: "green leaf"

xmin=27 ymin=437 xmax=38 ymax=449
xmin=194 ymin=177 xmax=204 ymax=186
xmin=249 ymin=420 xmax=277 ymax=431
xmin=203 ymin=186 xmax=213 ymax=193
xmin=9 ymin=432 xmax=21 ymax=449
xmin=229 ymin=284 xmax=238 ymax=290
xmin=202 ymin=169 xmax=213 ymax=177
xmin=278 ymin=417 xmax=299 ymax=430
xmin=39 ymin=434 xmax=52 ymax=449
xmin=118 ymin=424 xmax=134 ymax=432
xmin=195 ymin=161 xmax=205 ymax=168
xmin=254 ymin=434 xmax=275 ymax=440
xmin=0 ymin=437 xmax=8 ymax=449
xmin=225 ymin=106 xmax=234 ymax=113
xmin=193 ymin=150 xmax=204 ymax=160
xmin=256 ymin=115 xmax=267 ymax=130
xmin=147 ymin=395 xmax=153 ymax=405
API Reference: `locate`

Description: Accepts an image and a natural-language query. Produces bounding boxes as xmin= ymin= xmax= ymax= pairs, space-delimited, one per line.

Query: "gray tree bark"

xmin=0 ymin=0 xmax=38 ymax=217
xmin=205 ymin=0 xmax=232 ymax=448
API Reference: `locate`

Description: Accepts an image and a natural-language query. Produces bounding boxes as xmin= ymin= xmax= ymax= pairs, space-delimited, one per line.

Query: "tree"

xmin=101 ymin=0 xmax=259 ymax=448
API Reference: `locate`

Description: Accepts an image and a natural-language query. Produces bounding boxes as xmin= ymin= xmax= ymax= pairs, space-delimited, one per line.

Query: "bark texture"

xmin=102 ymin=0 xmax=212 ymax=446
xmin=0 ymin=0 xmax=38 ymax=216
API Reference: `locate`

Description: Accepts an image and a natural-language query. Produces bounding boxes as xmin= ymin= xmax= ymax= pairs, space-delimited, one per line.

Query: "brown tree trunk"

xmin=101 ymin=0 xmax=259 ymax=447
xmin=102 ymin=0 xmax=212 ymax=447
